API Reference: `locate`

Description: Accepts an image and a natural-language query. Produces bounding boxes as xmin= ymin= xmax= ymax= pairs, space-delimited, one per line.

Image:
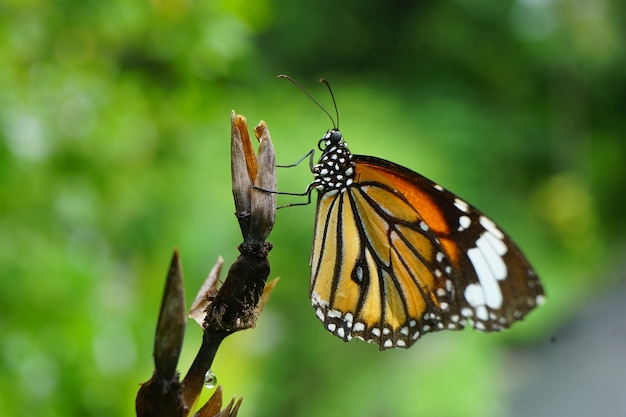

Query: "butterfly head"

xmin=318 ymin=129 xmax=344 ymax=150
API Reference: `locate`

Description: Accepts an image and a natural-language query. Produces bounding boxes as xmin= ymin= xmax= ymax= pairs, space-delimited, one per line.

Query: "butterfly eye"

xmin=318 ymin=129 xmax=342 ymax=151
xmin=328 ymin=129 xmax=343 ymax=145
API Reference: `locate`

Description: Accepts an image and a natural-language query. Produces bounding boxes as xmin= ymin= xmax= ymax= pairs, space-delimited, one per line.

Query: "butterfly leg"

xmin=253 ymin=182 xmax=314 ymax=208
xmin=276 ymin=148 xmax=316 ymax=171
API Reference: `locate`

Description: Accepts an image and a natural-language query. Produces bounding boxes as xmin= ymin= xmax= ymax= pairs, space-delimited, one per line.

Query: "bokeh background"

xmin=2 ymin=0 xmax=625 ymax=416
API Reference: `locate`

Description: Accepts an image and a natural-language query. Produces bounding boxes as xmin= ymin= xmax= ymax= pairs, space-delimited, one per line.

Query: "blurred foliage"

xmin=0 ymin=0 xmax=624 ymax=416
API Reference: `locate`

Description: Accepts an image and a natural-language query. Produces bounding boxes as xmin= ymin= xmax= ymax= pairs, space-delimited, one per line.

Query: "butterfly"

xmin=279 ymin=75 xmax=545 ymax=350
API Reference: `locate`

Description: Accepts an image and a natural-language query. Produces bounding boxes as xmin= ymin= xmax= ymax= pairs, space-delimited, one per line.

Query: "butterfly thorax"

xmin=312 ymin=129 xmax=355 ymax=195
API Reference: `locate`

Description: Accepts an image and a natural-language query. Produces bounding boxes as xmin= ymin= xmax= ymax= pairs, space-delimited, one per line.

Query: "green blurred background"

xmin=2 ymin=0 xmax=625 ymax=416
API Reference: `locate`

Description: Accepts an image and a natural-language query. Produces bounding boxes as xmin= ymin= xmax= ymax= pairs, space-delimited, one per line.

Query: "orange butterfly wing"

xmin=310 ymin=154 xmax=544 ymax=350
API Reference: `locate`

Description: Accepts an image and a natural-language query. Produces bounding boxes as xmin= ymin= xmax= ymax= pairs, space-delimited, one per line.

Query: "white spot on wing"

xmin=483 ymin=228 xmax=508 ymax=256
xmin=464 ymin=283 xmax=485 ymax=308
xmin=327 ymin=309 xmax=342 ymax=319
xmin=461 ymin=307 xmax=473 ymax=317
xmin=475 ymin=234 xmax=507 ymax=280
xmin=480 ymin=216 xmax=504 ymax=239
xmin=475 ymin=305 xmax=488 ymax=321
xmin=454 ymin=198 xmax=469 ymax=213
xmin=467 ymin=244 xmax=504 ymax=309
xmin=311 ymin=291 xmax=328 ymax=307
xmin=458 ymin=215 xmax=471 ymax=231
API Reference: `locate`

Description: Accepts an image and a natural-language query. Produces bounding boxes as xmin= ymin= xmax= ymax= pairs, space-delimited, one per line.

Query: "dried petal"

xmin=193 ymin=385 xmax=223 ymax=417
xmin=231 ymin=112 xmax=254 ymax=222
xmin=257 ymin=278 xmax=280 ymax=314
xmin=189 ymin=257 xmax=224 ymax=327
xmin=249 ymin=121 xmax=277 ymax=242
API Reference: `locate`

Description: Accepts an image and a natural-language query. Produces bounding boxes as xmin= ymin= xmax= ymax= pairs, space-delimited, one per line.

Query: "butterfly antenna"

xmin=319 ymin=78 xmax=339 ymax=130
xmin=278 ymin=74 xmax=337 ymax=129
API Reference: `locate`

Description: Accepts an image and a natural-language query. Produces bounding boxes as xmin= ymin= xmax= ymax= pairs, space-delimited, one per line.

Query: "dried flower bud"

xmin=230 ymin=111 xmax=276 ymax=243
